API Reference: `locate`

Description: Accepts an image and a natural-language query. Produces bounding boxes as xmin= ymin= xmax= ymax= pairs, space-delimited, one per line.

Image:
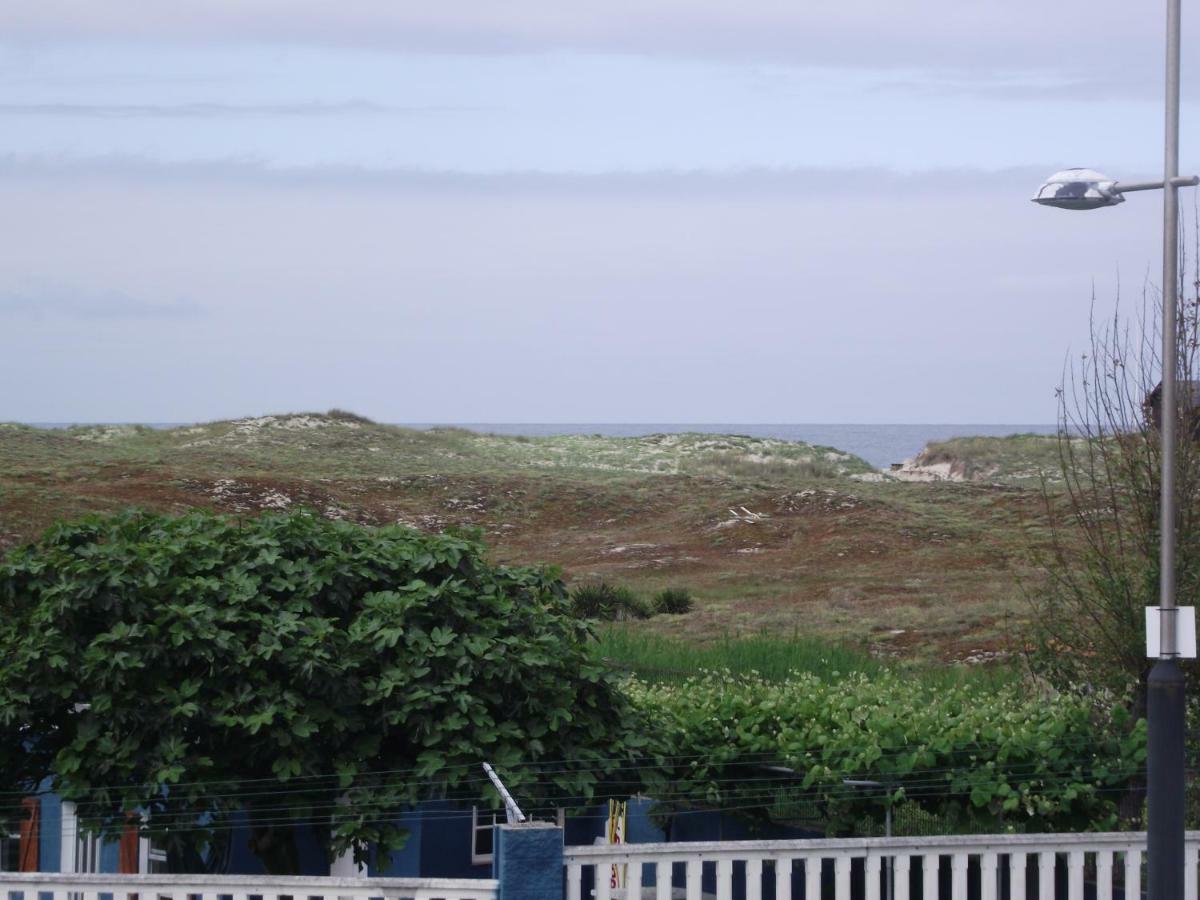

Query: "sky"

xmin=0 ymin=2 xmax=1197 ymax=423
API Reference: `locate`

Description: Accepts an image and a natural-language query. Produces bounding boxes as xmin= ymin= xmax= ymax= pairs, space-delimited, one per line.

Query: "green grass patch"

xmin=593 ymin=627 xmax=1018 ymax=690
xmin=594 ymin=628 xmax=885 ymax=682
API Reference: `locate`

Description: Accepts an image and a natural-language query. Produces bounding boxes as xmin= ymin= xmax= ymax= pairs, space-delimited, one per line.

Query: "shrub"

xmin=652 ymin=588 xmax=694 ymax=615
xmin=571 ymin=581 xmax=651 ymax=620
xmin=325 ymin=408 xmax=376 ymax=424
xmin=0 ymin=509 xmax=648 ymax=872
xmin=631 ymin=671 xmax=1145 ymax=835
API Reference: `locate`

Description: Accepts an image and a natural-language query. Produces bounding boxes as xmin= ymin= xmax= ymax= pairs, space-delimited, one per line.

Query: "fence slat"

xmin=717 ymin=859 xmax=733 ymax=900
xmin=1125 ymin=848 xmax=1142 ymax=900
xmin=805 ymin=856 xmax=822 ymax=900
xmin=685 ymin=859 xmax=702 ymax=900
xmin=596 ymin=868 xmax=612 ymax=900
xmin=745 ymin=858 xmax=763 ymax=900
xmin=1094 ymin=851 xmax=1112 ymax=900
xmin=1188 ymin=844 xmax=1199 ymax=900
xmin=1038 ymin=852 xmax=1055 ymax=900
xmin=894 ymin=855 xmax=911 ymax=900
xmin=865 ymin=855 xmax=881 ymax=900
xmin=835 ymin=855 xmax=851 ymax=900
xmin=1009 ymin=852 xmax=1027 ymax=900
xmin=656 ymin=860 xmax=671 ymax=900
xmin=627 ymin=860 xmax=643 ymax=900
xmin=951 ymin=853 xmax=967 ymax=900
xmin=566 ymin=862 xmax=582 ymax=900
xmin=1068 ymin=850 xmax=1084 ymax=900
xmin=922 ymin=854 xmax=937 ymax=900
xmin=774 ymin=858 xmax=793 ymax=900
xmin=980 ymin=852 xmax=997 ymax=900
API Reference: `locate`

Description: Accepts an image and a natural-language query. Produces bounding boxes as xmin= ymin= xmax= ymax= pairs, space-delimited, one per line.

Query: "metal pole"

xmin=1147 ymin=0 xmax=1186 ymax=893
xmin=884 ymin=804 xmax=893 ymax=900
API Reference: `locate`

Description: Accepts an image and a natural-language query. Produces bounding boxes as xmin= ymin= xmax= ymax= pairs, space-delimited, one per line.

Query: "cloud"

xmin=872 ymin=75 xmax=1147 ymax=104
xmin=0 ymin=146 xmax=1163 ymax=423
xmin=0 ymin=101 xmax=484 ymax=118
xmin=0 ymin=152 xmax=1067 ymax=199
xmin=0 ymin=1 xmax=1173 ymax=79
xmin=0 ymin=285 xmax=204 ymax=321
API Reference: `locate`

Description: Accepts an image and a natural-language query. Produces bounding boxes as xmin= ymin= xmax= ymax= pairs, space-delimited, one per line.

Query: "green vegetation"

xmin=632 ymin=671 xmax=1145 ymax=834
xmin=0 ymin=412 xmax=1062 ymax=662
xmin=595 ymin=629 xmax=884 ymax=681
xmin=571 ymin=581 xmax=652 ymax=620
xmin=594 ymin=629 xmax=1016 ymax=691
xmin=0 ymin=509 xmax=647 ymax=872
xmin=652 ymin=587 xmax=694 ymax=615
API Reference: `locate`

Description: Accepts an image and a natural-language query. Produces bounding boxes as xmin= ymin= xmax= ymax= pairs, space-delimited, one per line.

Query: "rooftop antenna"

xmin=481 ymin=763 xmax=527 ymax=824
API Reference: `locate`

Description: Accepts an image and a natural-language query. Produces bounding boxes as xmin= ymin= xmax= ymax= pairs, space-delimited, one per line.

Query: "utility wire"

xmin=4 ymin=733 xmax=1155 ymax=801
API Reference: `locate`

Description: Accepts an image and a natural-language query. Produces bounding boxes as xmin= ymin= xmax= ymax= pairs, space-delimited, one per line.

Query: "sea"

xmin=33 ymin=422 xmax=1059 ymax=470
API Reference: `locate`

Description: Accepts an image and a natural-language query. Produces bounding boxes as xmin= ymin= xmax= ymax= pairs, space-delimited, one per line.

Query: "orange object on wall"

xmin=17 ymin=798 xmax=39 ymax=872
xmin=118 ymin=817 xmax=140 ymax=874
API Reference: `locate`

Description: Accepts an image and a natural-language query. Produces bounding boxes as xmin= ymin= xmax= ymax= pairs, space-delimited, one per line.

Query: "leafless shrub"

xmin=1029 ymin=209 xmax=1200 ymax=715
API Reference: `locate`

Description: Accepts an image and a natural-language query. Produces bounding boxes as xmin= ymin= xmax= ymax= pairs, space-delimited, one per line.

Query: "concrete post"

xmin=493 ymin=822 xmax=563 ymax=900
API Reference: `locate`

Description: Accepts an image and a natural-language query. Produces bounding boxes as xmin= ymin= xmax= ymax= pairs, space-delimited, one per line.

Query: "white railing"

xmin=0 ymin=872 xmax=498 ymax=900
xmin=565 ymin=831 xmax=1200 ymax=900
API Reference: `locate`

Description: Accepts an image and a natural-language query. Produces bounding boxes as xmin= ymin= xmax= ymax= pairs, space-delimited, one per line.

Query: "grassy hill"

xmin=0 ymin=413 xmax=1064 ymax=666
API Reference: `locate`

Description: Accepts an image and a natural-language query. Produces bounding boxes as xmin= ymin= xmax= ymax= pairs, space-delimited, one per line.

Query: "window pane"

xmin=0 ymin=836 xmax=18 ymax=872
xmin=474 ymin=823 xmax=493 ymax=858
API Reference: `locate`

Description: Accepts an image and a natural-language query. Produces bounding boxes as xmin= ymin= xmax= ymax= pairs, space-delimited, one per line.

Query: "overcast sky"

xmin=1 ymin=2 xmax=1196 ymax=423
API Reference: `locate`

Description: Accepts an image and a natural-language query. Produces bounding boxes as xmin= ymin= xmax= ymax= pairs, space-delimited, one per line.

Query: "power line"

xmin=4 ymin=732 xmax=1153 ymax=802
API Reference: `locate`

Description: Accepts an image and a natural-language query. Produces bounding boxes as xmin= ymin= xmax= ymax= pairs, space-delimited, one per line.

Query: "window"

xmin=470 ymin=808 xmax=498 ymax=865
xmin=59 ymin=804 xmax=99 ymax=874
xmin=0 ymin=829 xmax=19 ymax=872
xmin=470 ymin=807 xmax=566 ymax=866
xmin=145 ymin=839 xmax=168 ymax=874
xmin=74 ymin=833 xmax=99 ymax=873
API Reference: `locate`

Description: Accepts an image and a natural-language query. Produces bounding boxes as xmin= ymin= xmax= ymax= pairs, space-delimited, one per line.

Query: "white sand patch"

xmin=890 ymin=460 xmax=963 ymax=482
xmin=73 ymin=425 xmax=139 ymax=443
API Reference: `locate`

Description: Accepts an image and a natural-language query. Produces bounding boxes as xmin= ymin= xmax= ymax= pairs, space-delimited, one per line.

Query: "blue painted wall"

xmin=368 ymin=809 xmax=423 ymax=877
xmin=219 ymin=812 xmax=331 ymax=876
xmin=37 ymin=792 xmax=63 ymax=873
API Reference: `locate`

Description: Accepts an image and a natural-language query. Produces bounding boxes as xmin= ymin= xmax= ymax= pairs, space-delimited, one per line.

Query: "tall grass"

xmin=594 ymin=628 xmax=883 ymax=681
xmin=592 ymin=628 xmax=1017 ymax=691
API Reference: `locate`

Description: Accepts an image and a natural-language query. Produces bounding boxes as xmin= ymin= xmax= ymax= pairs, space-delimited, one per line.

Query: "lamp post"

xmin=1032 ymin=1 xmax=1197 ymax=895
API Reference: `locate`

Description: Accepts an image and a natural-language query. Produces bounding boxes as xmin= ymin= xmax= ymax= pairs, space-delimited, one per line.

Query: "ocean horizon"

xmin=26 ymin=421 xmax=1059 ymax=469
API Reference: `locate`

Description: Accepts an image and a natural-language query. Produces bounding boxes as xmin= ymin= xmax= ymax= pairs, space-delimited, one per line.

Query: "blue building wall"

xmin=37 ymin=793 xmax=63 ymax=873
xmin=218 ymin=811 xmax=331 ymax=876
xmin=369 ymin=809 xmax=424 ymax=877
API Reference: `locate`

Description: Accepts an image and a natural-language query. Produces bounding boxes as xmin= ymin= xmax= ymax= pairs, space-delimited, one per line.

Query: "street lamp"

xmin=1033 ymin=0 xmax=1198 ymax=895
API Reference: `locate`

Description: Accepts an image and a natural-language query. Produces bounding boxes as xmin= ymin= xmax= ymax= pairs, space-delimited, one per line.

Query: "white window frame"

xmin=470 ymin=807 xmax=498 ymax=866
xmin=138 ymin=836 xmax=168 ymax=874
xmin=59 ymin=802 xmax=99 ymax=874
xmin=470 ymin=807 xmax=565 ymax=866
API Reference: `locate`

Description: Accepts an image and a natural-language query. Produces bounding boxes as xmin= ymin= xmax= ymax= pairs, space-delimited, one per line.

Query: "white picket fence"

xmin=0 ymin=873 xmax=498 ymax=900
xmin=564 ymin=831 xmax=1200 ymax=900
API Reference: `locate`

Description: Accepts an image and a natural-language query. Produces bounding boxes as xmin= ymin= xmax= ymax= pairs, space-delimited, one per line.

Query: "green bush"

xmin=652 ymin=588 xmax=694 ymax=615
xmin=571 ymin=581 xmax=651 ymax=620
xmin=630 ymin=671 xmax=1145 ymax=835
xmin=0 ymin=509 xmax=649 ymax=871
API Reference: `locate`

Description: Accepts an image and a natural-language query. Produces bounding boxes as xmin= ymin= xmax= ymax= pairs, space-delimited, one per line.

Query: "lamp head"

xmin=1032 ymin=168 xmax=1125 ymax=210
